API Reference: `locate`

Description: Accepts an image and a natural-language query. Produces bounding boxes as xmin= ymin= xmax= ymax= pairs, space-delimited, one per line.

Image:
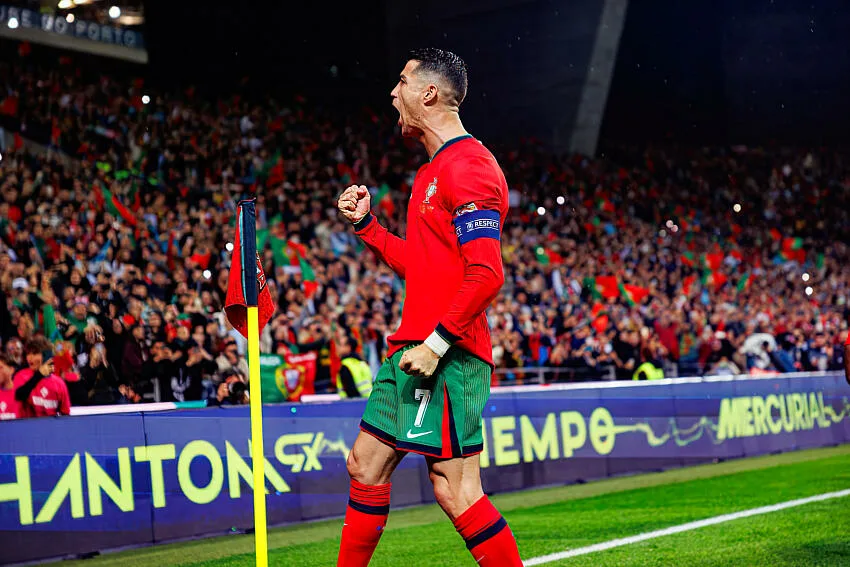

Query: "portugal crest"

xmin=424 ymin=177 xmax=438 ymax=204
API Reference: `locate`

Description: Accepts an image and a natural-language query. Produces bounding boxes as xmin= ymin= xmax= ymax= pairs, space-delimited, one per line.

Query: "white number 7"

xmin=414 ymin=388 xmax=432 ymax=428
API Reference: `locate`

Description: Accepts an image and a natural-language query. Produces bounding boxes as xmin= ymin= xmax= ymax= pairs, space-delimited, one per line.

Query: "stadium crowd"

xmin=1 ymin=53 xmax=849 ymax=418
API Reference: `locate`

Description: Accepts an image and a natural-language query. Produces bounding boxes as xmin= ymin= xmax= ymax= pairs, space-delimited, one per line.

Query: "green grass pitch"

xmin=57 ymin=445 xmax=850 ymax=567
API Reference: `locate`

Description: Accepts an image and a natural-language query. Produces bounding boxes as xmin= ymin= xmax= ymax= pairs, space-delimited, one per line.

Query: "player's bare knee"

xmin=346 ymin=446 xmax=367 ymax=482
xmin=460 ymin=480 xmax=483 ymax=508
xmin=430 ymin=473 xmax=455 ymax=510
xmin=429 ymin=469 xmax=466 ymax=519
xmin=347 ymin=436 xmax=399 ymax=485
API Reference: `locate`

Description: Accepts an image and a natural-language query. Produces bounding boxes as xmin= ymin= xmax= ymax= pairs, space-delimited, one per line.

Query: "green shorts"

xmin=360 ymin=344 xmax=491 ymax=458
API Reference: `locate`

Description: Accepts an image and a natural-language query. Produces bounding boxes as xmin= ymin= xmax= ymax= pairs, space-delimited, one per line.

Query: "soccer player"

xmin=336 ymin=48 xmax=522 ymax=566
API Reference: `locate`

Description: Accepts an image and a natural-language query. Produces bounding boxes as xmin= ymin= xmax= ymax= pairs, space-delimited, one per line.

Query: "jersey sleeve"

xmin=443 ymin=154 xmax=505 ymax=214
xmin=425 ymin=156 xmax=506 ymax=356
xmin=57 ymin=379 xmax=71 ymax=415
xmin=352 ymin=214 xmax=407 ymax=279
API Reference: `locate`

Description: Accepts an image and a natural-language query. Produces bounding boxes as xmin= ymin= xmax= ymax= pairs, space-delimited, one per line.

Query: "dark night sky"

xmin=144 ymin=1 xmax=390 ymax=102
xmin=601 ymin=0 xmax=850 ymax=145
xmin=142 ymin=0 xmax=850 ymax=146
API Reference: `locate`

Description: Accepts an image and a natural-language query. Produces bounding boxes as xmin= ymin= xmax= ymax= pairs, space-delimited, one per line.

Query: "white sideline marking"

xmin=523 ymin=488 xmax=850 ymax=566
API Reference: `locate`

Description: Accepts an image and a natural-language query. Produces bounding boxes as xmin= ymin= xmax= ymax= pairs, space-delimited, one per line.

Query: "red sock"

xmin=453 ymin=496 xmax=522 ymax=566
xmin=337 ymin=479 xmax=391 ymax=567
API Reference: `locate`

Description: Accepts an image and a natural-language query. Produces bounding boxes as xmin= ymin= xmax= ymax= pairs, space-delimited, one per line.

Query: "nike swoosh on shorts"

xmin=406 ymin=429 xmax=433 ymax=439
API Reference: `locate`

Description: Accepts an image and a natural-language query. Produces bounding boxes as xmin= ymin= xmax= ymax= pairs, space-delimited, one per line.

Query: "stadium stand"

xmin=1 ymin=55 xmax=848 ymax=416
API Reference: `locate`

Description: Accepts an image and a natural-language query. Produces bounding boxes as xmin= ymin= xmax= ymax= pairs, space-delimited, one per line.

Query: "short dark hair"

xmin=408 ymin=48 xmax=468 ymax=106
xmin=25 ymin=337 xmax=51 ymax=355
xmin=0 ymin=353 xmax=15 ymax=369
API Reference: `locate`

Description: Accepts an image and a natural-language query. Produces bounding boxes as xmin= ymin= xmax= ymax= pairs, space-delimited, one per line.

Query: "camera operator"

xmin=208 ymin=370 xmax=249 ymax=406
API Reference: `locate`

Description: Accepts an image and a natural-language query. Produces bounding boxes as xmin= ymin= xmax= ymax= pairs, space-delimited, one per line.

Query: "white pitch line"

xmin=523 ymin=488 xmax=850 ymax=566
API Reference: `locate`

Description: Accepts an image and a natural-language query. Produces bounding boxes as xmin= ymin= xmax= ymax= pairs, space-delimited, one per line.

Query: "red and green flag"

xmin=593 ymin=276 xmax=621 ymax=300
xmin=535 ymin=246 xmax=564 ymax=266
xmin=38 ymin=303 xmax=58 ymax=341
xmin=94 ymin=184 xmax=137 ymax=227
xmin=702 ymin=252 xmax=724 ymax=271
xmin=702 ymin=269 xmax=728 ymax=289
xmin=374 ymin=184 xmax=396 ymax=218
xmin=620 ymin=283 xmax=650 ymax=306
xmin=779 ymin=237 xmax=806 ymax=263
xmin=270 ymin=236 xmax=296 ymax=269
xmin=782 ymin=237 xmax=803 ymax=251
xmin=257 ymin=151 xmax=284 ymax=187
xmin=583 ymin=215 xmax=603 ymax=233
xmin=273 ymin=238 xmax=318 ymax=298
xmin=597 ymin=197 xmax=615 ymax=213
xmin=681 ymin=251 xmax=696 ymax=267
xmin=591 ymin=303 xmax=609 ymax=334
xmin=299 ymin=260 xmax=318 ymax=298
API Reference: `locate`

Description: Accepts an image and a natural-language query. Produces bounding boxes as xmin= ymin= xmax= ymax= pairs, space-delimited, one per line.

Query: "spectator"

xmin=177 ymin=341 xmax=217 ymax=402
xmin=0 ymin=354 xmax=20 ymax=420
xmin=336 ymin=333 xmax=373 ymax=398
xmin=4 ymin=337 xmax=24 ymax=370
xmin=18 ymin=348 xmax=72 ymax=417
xmin=804 ymin=332 xmax=835 ymax=372
xmin=12 ymin=337 xmax=51 ymax=391
xmin=141 ymin=340 xmax=178 ymax=401
xmin=208 ymin=370 xmax=249 ymax=407
xmin=121 ymin=324 xmax=148 ymax=383
xmin=117 ymin=383 xmax=143 ymax=404
xmin=216 ymin=337 xmax=249 ymax=379
xmin=77 ymin=343 xmax=120 ymax=405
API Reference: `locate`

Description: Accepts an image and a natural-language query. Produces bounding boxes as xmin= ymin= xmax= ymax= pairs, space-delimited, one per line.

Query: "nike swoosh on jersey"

xmin=406 ymin=429 xmax=433 ymax=439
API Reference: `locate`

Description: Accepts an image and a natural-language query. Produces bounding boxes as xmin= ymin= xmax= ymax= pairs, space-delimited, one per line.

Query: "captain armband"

xmin=452 ymin=209 xmax=501 ymax=245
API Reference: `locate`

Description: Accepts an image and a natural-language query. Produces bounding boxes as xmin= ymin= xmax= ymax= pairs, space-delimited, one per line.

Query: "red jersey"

xmin=12 ymin=369 xmax=35 ymax=419
xmin=12 ymin=368 xmax=34 ymax=389
xmin=28 ymin=375 xmax=71 ymax=417
xmin=0 ymin=387 xmax=20 ymax=420
xmin=355 ymin=136 xmax=508 ymax=366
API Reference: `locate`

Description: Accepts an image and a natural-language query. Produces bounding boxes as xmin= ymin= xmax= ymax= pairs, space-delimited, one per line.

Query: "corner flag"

xmin=225 ymin=200 xmax=275 ymax=337
xmin=224 ymin=198 xmax=275 ymax=567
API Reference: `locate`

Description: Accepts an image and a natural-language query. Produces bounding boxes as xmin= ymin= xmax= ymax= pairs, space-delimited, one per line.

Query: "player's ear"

xmin=423 ymin=83 xmax=439 ymax=106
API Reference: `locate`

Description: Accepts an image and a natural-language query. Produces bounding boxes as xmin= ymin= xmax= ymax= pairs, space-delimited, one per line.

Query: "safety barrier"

xmin=1 ymin=371 xmax=848 ymax=564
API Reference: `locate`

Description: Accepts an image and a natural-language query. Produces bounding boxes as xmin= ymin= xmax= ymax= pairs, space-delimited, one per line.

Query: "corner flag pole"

xmin=239 ymin=200 xmax=269 ymax=567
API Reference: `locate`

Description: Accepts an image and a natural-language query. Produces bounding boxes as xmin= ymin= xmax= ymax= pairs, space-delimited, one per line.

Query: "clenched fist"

xmin=399 ymin=344 xmax=441 ymax=378
xmin=337 ymin=185 xmax=371 ymax=224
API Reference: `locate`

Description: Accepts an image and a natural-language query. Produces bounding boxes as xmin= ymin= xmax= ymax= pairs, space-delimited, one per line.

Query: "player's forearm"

xmin=426 ymin=259 xmax=504 ymax=357
xmin=353 ymin=214 xmax=407 ymax=279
